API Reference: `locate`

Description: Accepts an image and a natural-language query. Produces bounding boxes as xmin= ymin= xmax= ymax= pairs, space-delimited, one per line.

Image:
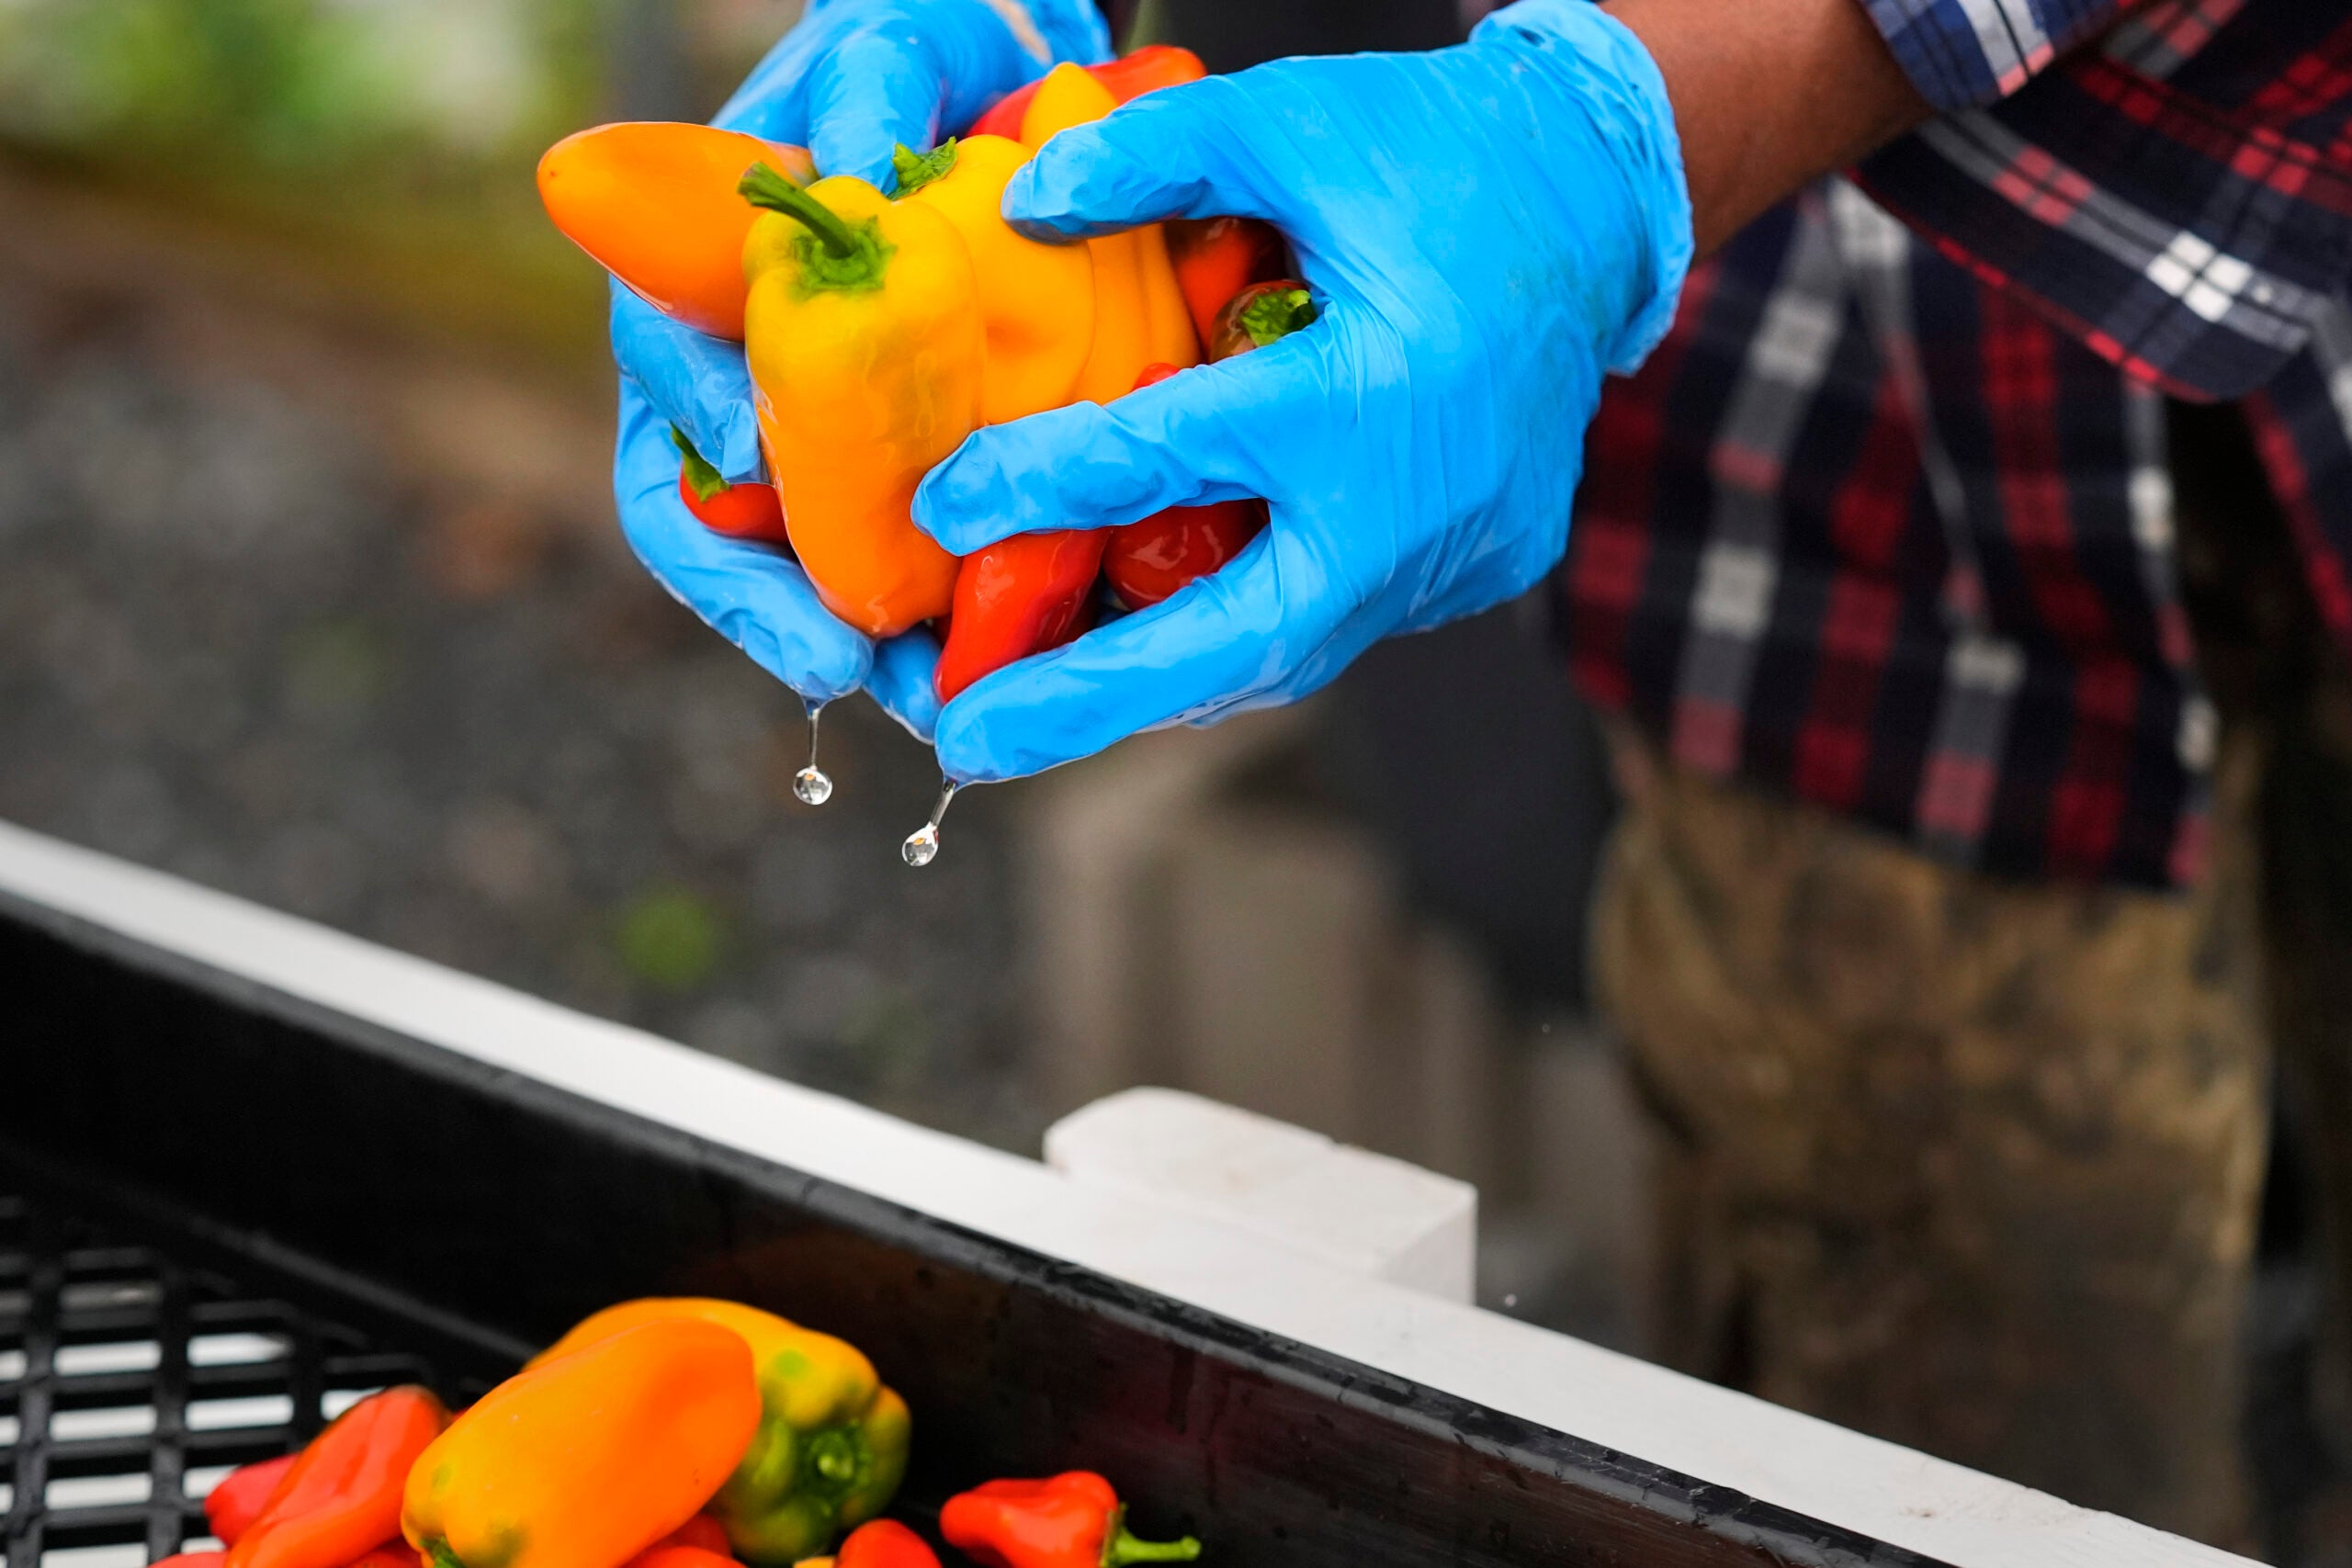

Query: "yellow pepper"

xmin=401 ymin=1318 xmax=760 ymax=1568
xmin=737 ymin=164 xmax=978 ymax=637
xmin=891 ymin=135 xmax=1095 ymax=425
xmin=532 ymin=1299 xmax=910 ymax=1567
xmin=1018 ymin=65 xmax=1199 ymax=401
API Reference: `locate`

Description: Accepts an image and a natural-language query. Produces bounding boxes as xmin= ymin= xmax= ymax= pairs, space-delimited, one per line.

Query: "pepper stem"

xmin=672 ymin=425 xmax=729 ymax=502
xmin=1100 ymin=1506 xmax=1202 ymax=1568
xmin=1238 ymin=287 xmax=1316 ymax=347
xmin=890 ymin=139 xmax=959 ymax=197
xmin=739 ymin=162 xmax=859 ymax=258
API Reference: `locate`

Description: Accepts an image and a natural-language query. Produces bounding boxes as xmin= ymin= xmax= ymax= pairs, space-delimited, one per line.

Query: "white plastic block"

xmin=1045 ymin=1087 xmax=1477 ymax=1302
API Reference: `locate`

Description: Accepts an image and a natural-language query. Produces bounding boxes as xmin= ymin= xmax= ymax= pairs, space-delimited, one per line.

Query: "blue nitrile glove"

xmin=910 ymin=0 xmax=1690 ymax=780
xmin=611 ymin=0 xmax=1110 ymax=733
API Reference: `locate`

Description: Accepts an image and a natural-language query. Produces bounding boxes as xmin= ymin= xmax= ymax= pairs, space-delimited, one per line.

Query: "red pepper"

xmin=205 ymin=1454 xmax=300 ymax=1547
xmin=933 ymin=527 xmax=1107 ymax=703
xmin=1100 ymin=364 xmax=1266 ymax=610
xmin=619 ymin=1515 xmax=733 ymax=1568
xmin=225 ymin=1387 xmax=449 ymax=1568
xmin=673 ymin=428 xmax=788 ymax=544
xmin=153 ymin=1555 xmax=227 ymax=1568
xmin=1162 ymin=218 xmax=1287 ymax=349
xmin=799 ymin=1520 xmax=939 ymax=1568
xmin=938 ymin=1473 xmax=1197 ymax=1568
xmin=967 ymin=46 xmax=1206 ymax=141
xmin=621 ymin=1548 xmax=734 ymax=1568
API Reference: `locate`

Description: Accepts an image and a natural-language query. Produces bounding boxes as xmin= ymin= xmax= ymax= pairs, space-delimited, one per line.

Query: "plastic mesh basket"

xmin=1 ymin=1189 xmax=442 ymax=1568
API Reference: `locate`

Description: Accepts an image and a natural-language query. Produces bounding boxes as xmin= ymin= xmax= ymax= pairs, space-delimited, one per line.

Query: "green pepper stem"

xmin=739 ymin=162 xmax=858 ymax=258
xmin=671 ymin=425 xmax=729 ymax=503
xmin=1101 ymin=1506 xmax=1202 ymax=1568
xmin=427 ymin=1540 xmax=467 ymax=1568
xmin=890 ymin=139 xmax=959 ymax=197
xmin=1238 ymin=286 xmax=1316 ymax=348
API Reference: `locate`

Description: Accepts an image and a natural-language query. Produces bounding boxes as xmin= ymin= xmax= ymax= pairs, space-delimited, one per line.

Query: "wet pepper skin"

xmin=533 ymin=1300 xmax=910 ymax=1567
xmin=933 ymin=528 xmax=1105 ymax=702
xmin=894 ymin=135 xmax=1094 ymax=426
xmin=401 ymin=1319 xmax=759 ymax=1568
xmin=740 ymin=169 xmax=978 ymax=637
xmin=1017 ymin=67 xmax=1197 ymax=402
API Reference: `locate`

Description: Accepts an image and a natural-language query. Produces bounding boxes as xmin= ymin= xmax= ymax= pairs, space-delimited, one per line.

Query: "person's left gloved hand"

xmin=612 ymin=0 xmax=1110 ymax=738
xmin=910 ymin=0 xmax=1690 ymax=781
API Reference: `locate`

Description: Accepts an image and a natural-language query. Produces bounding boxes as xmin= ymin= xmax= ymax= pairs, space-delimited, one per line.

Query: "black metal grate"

xmin=1 ymin=1189 xmax=444 ymax=1568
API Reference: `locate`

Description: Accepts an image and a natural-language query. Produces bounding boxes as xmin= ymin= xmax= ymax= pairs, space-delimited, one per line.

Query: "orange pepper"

xmin=966 ymin=46 xmax=1207 ymax=140
xmin=890 ymin=135 xmax=1095 ymax=424
xmin=226 ymin=1388 xmax=449 ymax=1568
xmin=538 ymin=123 xmax=815 ymax=340
xmin=1018 ymin=67 xmax=1198 ymax=401
xmin=401 ymin=1319 xmax=760 ymax=1568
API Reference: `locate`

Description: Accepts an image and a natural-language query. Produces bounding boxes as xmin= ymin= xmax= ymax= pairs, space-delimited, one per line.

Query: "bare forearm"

xmin=1602 ymin=0 xmax=1929 ymax=254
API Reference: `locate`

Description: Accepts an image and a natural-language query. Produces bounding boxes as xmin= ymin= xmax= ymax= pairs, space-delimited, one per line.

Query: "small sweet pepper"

xmin=1102 ymin=283 xmax=1315 ymax=606
xmin=890 ymin=136 xmax=1093 ymax=425
xmin=226 ymin=1387 xmax=449 ymax=1568
xmin=533 ymin=1300 xmax=910 ymax=1567
xmin=538 ymin=123 xmax=813 ymax=340
xmin=401 ymin=1318 xmax=760 ymax=1568
xmin=967 ymin=46 xmax=1206 ymax=141
xmin=205 ymin=1454 xmax=300 ymax=1547
xmin=1162 ymin=219 xmax=1286 ymax=349
xmin=1101 ymin=364 xmax=1263 ymax=610
xmin=737 ymin=163 xmax=978 ymax=636
xmin=939 ymin=1475 xmax=1197 ymax=1568
xmin=792 ymin=1520 xmax=937 ymax=1568
xmin=1016 ymin=66 xmax=1197 ymax=401
xmin=673 ymin=428 xmax=787 ymax=542
xmin=933 ymin=527 xmax=1105 ymax=703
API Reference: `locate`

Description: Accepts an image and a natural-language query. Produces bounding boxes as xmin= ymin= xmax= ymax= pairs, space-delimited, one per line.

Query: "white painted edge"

xmin=0 ymin=819 xmax=2251 ymax=1568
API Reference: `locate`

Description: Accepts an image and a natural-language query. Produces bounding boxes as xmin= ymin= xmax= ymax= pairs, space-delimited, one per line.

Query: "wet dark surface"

xmin=0 ymin=274 xmax=1043 ymax=1153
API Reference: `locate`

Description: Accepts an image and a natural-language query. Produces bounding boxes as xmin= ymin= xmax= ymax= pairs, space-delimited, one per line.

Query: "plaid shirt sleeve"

xmin=1848 ymin=1 xmax=2352 ymax=400
xmin=1860 ymin=0 xmax=2131 ymax=109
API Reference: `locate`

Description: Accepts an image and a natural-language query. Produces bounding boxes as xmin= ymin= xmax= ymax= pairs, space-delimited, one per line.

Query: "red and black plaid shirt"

xmin=1565 ymin=0 xmax=2352 ymax=887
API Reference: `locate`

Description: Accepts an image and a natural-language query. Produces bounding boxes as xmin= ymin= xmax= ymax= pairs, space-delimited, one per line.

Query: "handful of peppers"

xmin=536 ymin=48 xmax=1306 ymax=710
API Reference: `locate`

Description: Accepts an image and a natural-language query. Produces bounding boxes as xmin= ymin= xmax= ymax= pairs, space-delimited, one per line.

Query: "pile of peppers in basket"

xmin=150 ymin=1298 xmax=1202 ymax=1568
xmin=535 ymin=47 xmax=1308 ymax=705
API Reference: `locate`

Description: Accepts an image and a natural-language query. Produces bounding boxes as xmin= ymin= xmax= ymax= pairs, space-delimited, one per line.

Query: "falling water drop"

xmin=901 ymin=778 xmax=959 ymax=867
xmin=793 ymin=699 xmax=833 ymax=806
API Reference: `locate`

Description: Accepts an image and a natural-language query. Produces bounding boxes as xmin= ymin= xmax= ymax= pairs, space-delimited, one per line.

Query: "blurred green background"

xmin=0 ymin=0 xmax=803 ymax=367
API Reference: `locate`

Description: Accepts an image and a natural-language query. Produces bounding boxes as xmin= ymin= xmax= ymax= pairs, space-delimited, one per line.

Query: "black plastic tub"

xmin=2 ymin=862 xmax=1953 ymax=1568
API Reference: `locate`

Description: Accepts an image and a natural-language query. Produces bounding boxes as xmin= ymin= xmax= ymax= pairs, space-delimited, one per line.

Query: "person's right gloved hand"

xmin=910 ymin=0 xmax=1692 ymax=782
xmin=610 ymin=0 xmax=1110 ymax=735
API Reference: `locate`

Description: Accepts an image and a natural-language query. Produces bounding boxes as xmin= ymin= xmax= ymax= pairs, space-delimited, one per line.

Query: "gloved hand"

xmin=911 ymin=0 xmax=1691 ymax=781
xmin=611 ymin=0 xmax=1110 ymax=733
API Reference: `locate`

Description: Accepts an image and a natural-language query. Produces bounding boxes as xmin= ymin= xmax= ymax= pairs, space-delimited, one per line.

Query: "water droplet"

xmin=900 ymin=778 xmax=958 ymax=868
xmin=794 ymin=698 xmax=831 ymax=807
